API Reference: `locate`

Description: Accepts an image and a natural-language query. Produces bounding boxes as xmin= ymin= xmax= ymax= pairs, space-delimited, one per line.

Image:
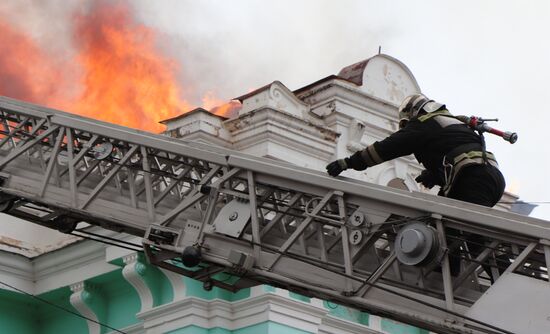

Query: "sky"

xmin=1 ymin=0 xmax=549 ymax=220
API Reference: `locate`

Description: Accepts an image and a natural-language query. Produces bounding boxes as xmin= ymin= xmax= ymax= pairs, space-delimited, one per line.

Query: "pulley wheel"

xmin=395 ymin=222 xmax=439 ymax=266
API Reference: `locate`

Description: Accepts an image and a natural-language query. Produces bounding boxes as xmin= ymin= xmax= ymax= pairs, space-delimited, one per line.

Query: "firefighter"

xmin=326 ymin=94 xmax=506 ymax=275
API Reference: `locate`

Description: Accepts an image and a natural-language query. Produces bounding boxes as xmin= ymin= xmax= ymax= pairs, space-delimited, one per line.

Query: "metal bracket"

xmin=228 ymin=250 xmax=255 ymax=275
xmin=143 ymin=224 xmax=182 ymax=251
xmin=213 ymin=199 xmax=251 ymax=238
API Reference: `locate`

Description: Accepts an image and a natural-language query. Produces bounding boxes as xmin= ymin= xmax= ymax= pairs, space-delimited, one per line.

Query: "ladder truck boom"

xmin=0 ymin=96 xmax=548 ymax=334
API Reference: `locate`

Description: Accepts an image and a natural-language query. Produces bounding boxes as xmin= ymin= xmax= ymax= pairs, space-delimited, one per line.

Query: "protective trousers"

xmin=444 ymin=164 xmax=506 ymax=277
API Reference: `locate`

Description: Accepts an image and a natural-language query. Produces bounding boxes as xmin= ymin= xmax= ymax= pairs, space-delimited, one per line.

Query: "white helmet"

xmin=398 ymin=94 xmax=444 ymax=128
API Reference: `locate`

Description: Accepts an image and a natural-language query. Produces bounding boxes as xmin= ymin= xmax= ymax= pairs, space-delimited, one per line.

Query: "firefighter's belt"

xmin=442 ymin=144 xmax=499 ymax=196
xmin=450 ymin=151 xmax=498 ymax=170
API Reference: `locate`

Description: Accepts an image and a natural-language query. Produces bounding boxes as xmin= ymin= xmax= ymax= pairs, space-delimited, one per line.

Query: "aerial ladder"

xmin=0 ymin=96 xmax=549 ymax=334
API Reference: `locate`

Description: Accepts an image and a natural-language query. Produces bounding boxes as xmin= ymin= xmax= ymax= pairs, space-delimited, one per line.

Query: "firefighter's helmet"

xmin=398 ymin=94 xmax=444 ymax=128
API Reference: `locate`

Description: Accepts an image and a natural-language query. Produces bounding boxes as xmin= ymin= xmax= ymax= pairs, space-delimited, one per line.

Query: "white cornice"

xmin=298 ymin=79 xmax=398 ymax=116
xmin=0 ymin=227 xmax=132 ymax=294
xmin=311 ymin=95 xmax=398 ymax=127
xmin=225 ymin=108 xmax=337 ymax=161
xmin=33 ymin=239 xmax=106 ymax=278
xmin=231 ymin=125 xmax=335 ymax=162
xmin=320 ymin=315 xmax=381 ymax=334
xmin=0 ymin=250 xmax=34 ymax=293
xmin=137 ymin=292 xmax=378 ymax=334
xmin=139 ymin=293 xmax=327 ymax=331
xmin=226 ymin=107 xmax=337 ymax=140
xmin=0 ymin=250 xmax=32 ymax=279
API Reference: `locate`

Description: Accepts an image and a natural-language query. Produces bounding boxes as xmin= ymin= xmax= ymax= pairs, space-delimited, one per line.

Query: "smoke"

xmin=132 ymin=0 xmax=394 ymax=99
xmin=0 ymin=1 xmax=79 ymax=109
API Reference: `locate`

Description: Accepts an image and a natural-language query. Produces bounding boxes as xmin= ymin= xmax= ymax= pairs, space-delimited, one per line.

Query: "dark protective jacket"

xmin=359 ymin=109 xmax=499 ymax=195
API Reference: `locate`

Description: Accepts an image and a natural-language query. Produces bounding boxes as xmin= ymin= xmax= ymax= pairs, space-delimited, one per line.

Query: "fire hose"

xmin=455 ymin=115 xmax=518 ymax=144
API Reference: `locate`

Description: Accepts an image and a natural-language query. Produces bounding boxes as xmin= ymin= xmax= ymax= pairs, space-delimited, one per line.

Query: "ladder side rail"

xmin=2 ymin=96 xmax=549 ymax=240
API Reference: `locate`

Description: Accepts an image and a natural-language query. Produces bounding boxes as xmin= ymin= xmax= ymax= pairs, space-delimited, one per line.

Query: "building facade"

xmin=0 ymin=54 xmax=521 ymax=334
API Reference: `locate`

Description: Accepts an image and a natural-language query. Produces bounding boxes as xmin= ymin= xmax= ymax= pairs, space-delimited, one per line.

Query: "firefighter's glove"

xmin=326 ymin=152 xmax=368 ymax=177
xmin=415 ymin=169 xmax=438 ymax=189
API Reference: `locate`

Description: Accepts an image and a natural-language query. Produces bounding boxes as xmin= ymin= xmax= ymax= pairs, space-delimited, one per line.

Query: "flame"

xmin=202 ymin=92 xmax=242 ymax=118
xmin=71 ymin=1 xmax=190 ymax=133
xmin=210 ymin=101 xmax=242 ymax=118
xmin=0 ymin=1 xmax=238 ymax=134
xmin=0 ymin=19 xmax=67 ymax=108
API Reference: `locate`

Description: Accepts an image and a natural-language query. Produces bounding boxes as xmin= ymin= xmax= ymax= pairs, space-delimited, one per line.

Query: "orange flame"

xmin=210 ymin=101 xmax=242 ymax=118
xmin=202 ymin=92 xmax=242 ymax=118
xmin=71 ymin=1 xmax=191 ymax=133
xmin=0 ymin=20 xmax=66 ymax=108
xmin=0 ymin=1 xmax=236 ymax=133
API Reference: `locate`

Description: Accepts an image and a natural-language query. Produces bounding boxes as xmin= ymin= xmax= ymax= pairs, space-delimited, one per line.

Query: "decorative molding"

xmin=0 ymin=231 xmax=119 ymax=295
xmin=226 ymin=108 xmax=337 ymax=141
xmin=34 ymin=226 xmax=125 ymax=276
xmin=0 ymin=252 xmax=34 ymax=294
xmin=0 ymin=228 xmax=136 ymax=295
xmin=122 ymin=253 xmax=154 ymax=312
xmin=34 ymin=240 xmax=119 ymax=295
xmin=225 ymin=108 xmax=337 ymax=162
xmin=0 ymin=250 xmax=33 ymax=280
xmin=320 ymin=315 xmax=381 ymax=334
xmin=299 ymin=80 xmax=398 ymax=119
xmin=33 ymin=239 xmax=105 ymax=278
xmin=137 ymin=291 xmax=381 ymax=334
xmin=238 ymin=81 xmax=309 ymax=118
xmin=268 ymin=82 xmax=310 ymax=117
xmin=70 ymin=282 xmax=101 ymax=334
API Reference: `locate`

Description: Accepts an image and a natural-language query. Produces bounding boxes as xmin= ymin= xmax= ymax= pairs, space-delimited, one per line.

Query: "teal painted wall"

xmin=263 ymin=285 xmax=276 ymax=293
xmin=0 ymin=289 xmax=38 ymax=334
xmin=288 ymin=291 xmax=311 ymax=303
xmin=323 ymin=301 xmax=369 ymax=326
xmin=37 ymin=287 xmax=88 ymax=334
xmin=0 ymin=287 xmax=89 ymax=334
xmin=264 ymin=322 xmax=312 ymax=334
